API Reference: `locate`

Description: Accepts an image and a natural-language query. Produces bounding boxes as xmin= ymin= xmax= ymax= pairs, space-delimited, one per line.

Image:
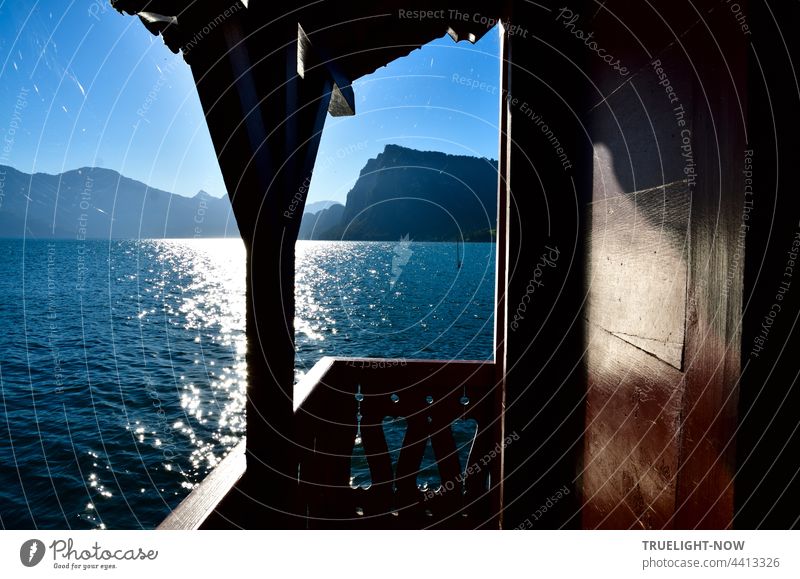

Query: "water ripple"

xmin=0 ymin=239 xmax=493 ymax=528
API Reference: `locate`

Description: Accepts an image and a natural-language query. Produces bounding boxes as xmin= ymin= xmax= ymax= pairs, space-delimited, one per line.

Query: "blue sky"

xmin=310 ymin=27 xmax=501 ymax=204
xmin=0 ymin=1 xmax=500 ymax=203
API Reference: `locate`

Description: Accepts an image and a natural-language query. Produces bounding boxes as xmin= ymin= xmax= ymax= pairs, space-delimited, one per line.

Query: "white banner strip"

xmin=1 ymin=531 xmax=798 ymax=578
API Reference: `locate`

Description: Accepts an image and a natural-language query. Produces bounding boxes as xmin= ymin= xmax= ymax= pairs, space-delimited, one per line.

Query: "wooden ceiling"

xmin=112 ymin=1 xmax=504 ymax=99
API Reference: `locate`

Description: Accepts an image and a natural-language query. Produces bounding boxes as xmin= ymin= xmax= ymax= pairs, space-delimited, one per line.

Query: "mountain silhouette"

xmin=299 ymin=145 xmax=498 ymax=241
xmin=0 ymin=165 xmax=238 ymax=239
xmin=1 ymin=145 xmax=497 ymax=241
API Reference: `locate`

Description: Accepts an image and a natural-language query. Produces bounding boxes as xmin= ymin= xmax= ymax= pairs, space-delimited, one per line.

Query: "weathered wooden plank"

xmin=583 ymin=324 xmax=683 ymax=529
xmin=294 ymin=356 xmax=336 ymax=412
xmin=580 ymin=4 xmax=689 ymax=530
xmin=674 ymin=4 xmax=747 ymax=528
xmin=157 ymin=439 xmax=247 ymax=530
xmin=582 ymin=1 xmax=747 ymax=530
xmin=587 ymin=180 xmax=690 ymax=369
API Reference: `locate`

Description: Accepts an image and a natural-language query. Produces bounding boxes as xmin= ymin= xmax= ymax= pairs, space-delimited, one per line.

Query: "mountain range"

xmin=0 ymin=145 xmax=497 ymax=241
xmin=0 ymin=164 xmax=238 ymax=239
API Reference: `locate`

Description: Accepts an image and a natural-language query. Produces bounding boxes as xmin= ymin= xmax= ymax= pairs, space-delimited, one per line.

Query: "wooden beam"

xmin=158 ymin=440 xmax=247 ymax=530
xmin=298 ymin=24 xmax=355 ymax=117
xmin=736 ymin=0 xmax=800 ymax=530
xmin=170 ymin=1 xmax=336 ymax=527
xmin=500 ymin=0 xmax=591 ymax=529
xmin=674 ymin=1 xmax=748 ymax=529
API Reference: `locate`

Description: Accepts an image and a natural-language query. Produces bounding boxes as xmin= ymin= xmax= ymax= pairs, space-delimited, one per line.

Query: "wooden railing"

xmin=295 ymin=357 xmax=500 ymax=529
xmin=160 ymin=357 xmax=500 ymax=529
xmin=157 ymin=438 xmax=246 ymax=530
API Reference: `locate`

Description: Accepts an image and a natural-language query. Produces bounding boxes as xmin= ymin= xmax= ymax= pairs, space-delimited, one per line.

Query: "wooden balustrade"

xmin=160 ymin=357 xmax=500 ymax=529
xmin=295 ymin=357 xmax=500 ymax=529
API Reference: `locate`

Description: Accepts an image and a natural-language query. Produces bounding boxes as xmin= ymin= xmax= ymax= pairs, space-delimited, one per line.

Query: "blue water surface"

xmin=0 ymin=239 xmax=494 ymax=529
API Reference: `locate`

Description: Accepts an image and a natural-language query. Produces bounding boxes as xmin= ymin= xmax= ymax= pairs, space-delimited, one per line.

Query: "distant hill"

xmin=298 ymin=203 xmax=345 ymax=240
xmin=1 ymin=147 xmax=497 ymax=241
xmin=304 ymin=200 xmax=339 ymax=214
xmin=0 ymin=165 xmax=239 ymax=239
xmin=301 ymin=145 xmax=498 ymax=242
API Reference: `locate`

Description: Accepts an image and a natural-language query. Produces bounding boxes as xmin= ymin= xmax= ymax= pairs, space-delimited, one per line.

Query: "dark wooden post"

xmin=499 ymin=0 xmax=592 ymax=529
xmin=736 ymin=1 xmax=800 ymax=529
xmin=173 ymin=2 xmax=336 ymax=527
xmin=502 ymin=0 xmax=749 ymax=529
xmin=562 ymin=0 xmax=747 ymax=529
xmin=673 ymin=1 xmax=748 ymax=528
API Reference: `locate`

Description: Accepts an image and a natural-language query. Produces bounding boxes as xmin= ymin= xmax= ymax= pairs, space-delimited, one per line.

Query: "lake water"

xmin=0 ymin=239 xmax=494 ymax=529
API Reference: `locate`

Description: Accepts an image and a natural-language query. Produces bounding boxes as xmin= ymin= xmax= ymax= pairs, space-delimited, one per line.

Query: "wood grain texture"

xmin=583 ymin=323 xmax=683 ymax=528
xmin=587 ymin=180 xmax=690 ymax=369
xmin=157 ymin=439 xmax=247 ymax=530
xmin=582 ymin=24 xmax=693 ymax=529
xmin=580 ymin=1 xmax=702 ymax=102
xmin=581 ymin=0 xmax=745 ymax=529
xmin=673 ymin=3 xmax=747 ymax=529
